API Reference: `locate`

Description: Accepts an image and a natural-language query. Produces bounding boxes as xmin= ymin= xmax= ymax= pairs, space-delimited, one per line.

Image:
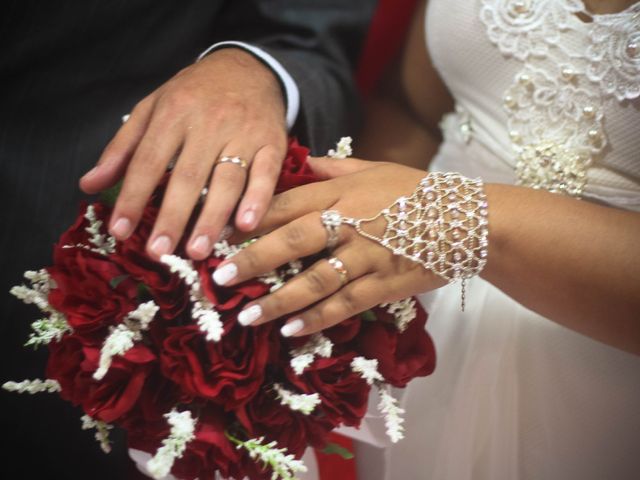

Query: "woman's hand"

xmin=211 ymin=159 xmax=446 ymax=337
xmin=79 ymin=48 xmax=288 ymax=261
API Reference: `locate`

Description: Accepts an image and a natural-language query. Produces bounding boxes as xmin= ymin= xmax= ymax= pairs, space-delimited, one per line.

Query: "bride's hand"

xmin=211 ymin=159 xmax=448 ymax=337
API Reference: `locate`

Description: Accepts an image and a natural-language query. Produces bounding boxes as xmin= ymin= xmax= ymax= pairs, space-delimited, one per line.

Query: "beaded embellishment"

xmin=480 ymin=0 xmax=640 ymax=197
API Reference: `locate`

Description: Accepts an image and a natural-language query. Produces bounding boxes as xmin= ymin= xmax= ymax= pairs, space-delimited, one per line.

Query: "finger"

xmin=237 ymin=247 xmax=372 ymax=327
xmin=306 ymin=156 xmax=378 ymax=180
xmin=228 ymin=181 xmax=341 ymax=244
xmin=186 ymin=147 xmax=250 ymax=259
xmin=235 ymin=143 xmax=286 ymax=232
xmin=80 ymin=95 xmax=156 ymax=193
xmin=146 ymin=132 xmax=217 ymax=259
xmin=107 ymin=116 xmax=182 ymax=240
xmin=279 ymin=274 xmax=390 ymax=337
xmin=212 ymin=210 xmax=348 ymax=286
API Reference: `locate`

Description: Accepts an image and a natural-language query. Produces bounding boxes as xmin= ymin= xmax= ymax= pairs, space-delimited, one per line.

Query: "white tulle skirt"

xmin=353 ymin=277 xmax=640 ymax=479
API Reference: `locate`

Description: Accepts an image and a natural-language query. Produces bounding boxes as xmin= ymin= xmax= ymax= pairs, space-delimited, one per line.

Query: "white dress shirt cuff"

xmin=198 ymin=41 xmax=300 ymax=131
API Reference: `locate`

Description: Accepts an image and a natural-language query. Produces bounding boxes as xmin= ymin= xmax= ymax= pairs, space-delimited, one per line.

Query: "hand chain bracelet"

xmin=335 ymin=172 xmax=489 ymax=311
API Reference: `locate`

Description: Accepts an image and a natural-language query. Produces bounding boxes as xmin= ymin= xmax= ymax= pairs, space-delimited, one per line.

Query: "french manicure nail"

xmin=190 ymin=235 xmax=211 ymax=256
xmin=213 ymin=263 xmax=237 ymax=285
xmin=238 ymin=305 xmax=262 ymax=326
xmin=242 ymin=209 xmax=256 ymax=227
xmin=281 ymin=319 xmax=305 ymax=337
xmin=150 ymin=235 xmax=172 ymax=257
xmin=111 ymin=217 xmax=132 ymax=238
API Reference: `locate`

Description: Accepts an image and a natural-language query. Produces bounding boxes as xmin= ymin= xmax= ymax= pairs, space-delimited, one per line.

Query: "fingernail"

xmin=242 ymin=209 xmax=256 ymax=227
xmin=110 ymin=217 xmax=132 ymax=238
xmin=218 ymin=225 xmax=234 ymax=241
xmin=238 ymin=305 xmax=262 ymax=326
xmin=213 ymin=263 xmax=237 ymax=286
xmin=281 ymin=319 xmax=305 ymax=337
xmin=82 ymin=166 xmax=99 ymax=179
xmin=190 ymin=235 xmax=211 ymax=256
xmin=150 ymin=235 xmax=172 ymax=257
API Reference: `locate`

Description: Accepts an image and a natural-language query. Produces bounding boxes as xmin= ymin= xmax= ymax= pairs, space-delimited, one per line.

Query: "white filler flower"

xmin=147 ymin=409 xmax=196 ymax=480
xmin=381 ymin=298 xmax=417 ymax=332
xmin=231 ymin=436 xmax=307 ymax=480
xmin=161 ymin=254 xmax=224 ymax=342
xmin=289 ymin=333 xmax=333 ymax=374
xmin=2 ymin=378 xmax=61 ymax=394
xmin=81 ymin=415 xmax=114 ymax=453
xmin=377 ymin=385 xmax=406 ymax=443
xmin=274 ymin=383 xmax=321 ymax=415
xmin=351 ymin=356 xmax=384 ymax=385
xmin=327 ymin=136 xmax=353 ymax=159
xmin=94 ymin=301 xmax=159 ymax=381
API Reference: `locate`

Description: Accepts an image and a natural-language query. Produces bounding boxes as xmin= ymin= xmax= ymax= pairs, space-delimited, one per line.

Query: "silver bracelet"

xmin=337 ymin=172 xmax=489 ymax=310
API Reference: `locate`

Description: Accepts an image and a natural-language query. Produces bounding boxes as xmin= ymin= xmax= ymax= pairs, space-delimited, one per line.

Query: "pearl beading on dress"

xmin=480 ymin=0 xmax=640 ymax=197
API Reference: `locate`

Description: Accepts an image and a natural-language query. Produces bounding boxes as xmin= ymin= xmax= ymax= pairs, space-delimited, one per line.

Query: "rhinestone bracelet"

xmin=342 ymin=172 xmax=489 ymax=310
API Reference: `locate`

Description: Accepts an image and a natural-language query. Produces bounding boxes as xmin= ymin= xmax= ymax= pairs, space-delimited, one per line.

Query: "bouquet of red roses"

xmin=3 ymin=139 xmax=436 ymax=480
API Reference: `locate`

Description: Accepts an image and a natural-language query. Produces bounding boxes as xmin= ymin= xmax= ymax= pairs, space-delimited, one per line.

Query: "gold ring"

xmin=218 ymin=156 xmax=248 ymax=169
xmin=327 ymin=257 xmax=348 ymax=286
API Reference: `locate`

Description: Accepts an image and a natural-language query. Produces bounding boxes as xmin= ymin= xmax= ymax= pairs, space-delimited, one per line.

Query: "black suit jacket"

xmin=0 ymin=1 xmax=376 ymax=477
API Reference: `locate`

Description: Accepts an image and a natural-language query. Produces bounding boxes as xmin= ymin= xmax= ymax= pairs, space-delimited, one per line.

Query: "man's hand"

xmin=80 ymin=48 xmax=288 ymax=260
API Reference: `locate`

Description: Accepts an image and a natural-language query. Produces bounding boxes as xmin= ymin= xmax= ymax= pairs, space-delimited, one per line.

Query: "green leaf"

xmin=109 ymin=274 xmax=129 ymax=289
xmin=360 ymin=310 xmax=377 ymax=322
xmin=100 ymin=180 xmax=124 ymax=207
xmin=321 ymin=442 xmax=354 ymax=460
xmin=137 ymin=283 xmax=150 ymax=299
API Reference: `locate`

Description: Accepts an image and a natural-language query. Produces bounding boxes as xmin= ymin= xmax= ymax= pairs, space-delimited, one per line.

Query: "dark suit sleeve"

xmin=210 ymin=0 xmax=378 ymax=155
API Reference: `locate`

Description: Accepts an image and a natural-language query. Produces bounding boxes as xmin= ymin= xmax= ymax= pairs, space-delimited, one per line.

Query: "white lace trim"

xmin=479 ymin=0 xmax=640 ymax=197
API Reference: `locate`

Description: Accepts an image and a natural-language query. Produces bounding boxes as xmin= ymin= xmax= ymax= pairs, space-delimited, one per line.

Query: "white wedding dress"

xmin=351 ymin=1 xmax=640 ymax=479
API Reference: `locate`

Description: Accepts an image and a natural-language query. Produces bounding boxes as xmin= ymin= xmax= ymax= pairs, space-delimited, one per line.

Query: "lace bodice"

xmin=428 ymin=0 xmax=640 ymax=209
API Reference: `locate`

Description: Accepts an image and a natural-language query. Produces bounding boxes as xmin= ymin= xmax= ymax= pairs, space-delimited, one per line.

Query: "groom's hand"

xmin=79 ymin=48 xmax=288 ymax=260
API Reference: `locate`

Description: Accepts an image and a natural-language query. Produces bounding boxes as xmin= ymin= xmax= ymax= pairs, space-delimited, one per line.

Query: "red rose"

xmin=48 ymin=249 xmax=139 ymax=339
xmin=275 ymin=138 xmax=317 ymax=192
xmin=237 ymin=389 xmax=334 ymax=458
xmin=170 ymin=409 xmax=246 ymax=480
xmin=286 ymin=353 xmax=370 ymax=427
xmin=113 ymin=205 xmax=191 ymax=320
xmin=322 ymin=315 xmax=362 ymax=345
xmin=159 ymin=324 xmax=278 ymax=409
xmin=46 ymin=334 xmax=156 ymax=423
xmin=357 ymin=306 xmax=436 ymax=387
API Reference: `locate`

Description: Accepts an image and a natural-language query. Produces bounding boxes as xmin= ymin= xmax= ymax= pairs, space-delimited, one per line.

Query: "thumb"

xmin=306 ymin=156 xmax=376 ymax=180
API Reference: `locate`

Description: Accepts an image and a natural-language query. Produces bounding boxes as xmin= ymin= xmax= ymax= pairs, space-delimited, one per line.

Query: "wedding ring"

xmin=321 ymin=210 xmax=343 ymax=250
xmin=327 ymin=257 xmax=349 ymax=286
xmin=217 ymin=156 xmax=248 ymax=169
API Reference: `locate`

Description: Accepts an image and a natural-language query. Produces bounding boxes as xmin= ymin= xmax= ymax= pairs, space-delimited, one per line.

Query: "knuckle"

xmin=173 ymin=163 xmax=204 ymax=184
xmin=270 ymin=193 xmax=291 ymax=213
xmin=284 ymin=223 xmax=307 ymax=250
xmin=263 ymin=293 xmax=284 ymax=317
xmin=132 ymin=97 xmax=153 ymax=115
xmin=242 ymin=248 xmax=261 ymax=272
xmin=304 ymin=269 xmax=328 ymax=295
xmin=339 ymin=289 xmax=360 ymax=316
xmin=304 ymin=309 xmax=324 ymax=332
xmin=157 ymin=90 xmax=192 ymax=115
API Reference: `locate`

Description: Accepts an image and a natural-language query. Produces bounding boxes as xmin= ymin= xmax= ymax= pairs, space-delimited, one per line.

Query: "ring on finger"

xmin=327 ymin=256 xmax=349 ymax=286
xmin=217 ymin=155 xmax=248 ymax=169
xmin=321 ymin=210 xmax=343 ymax=250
